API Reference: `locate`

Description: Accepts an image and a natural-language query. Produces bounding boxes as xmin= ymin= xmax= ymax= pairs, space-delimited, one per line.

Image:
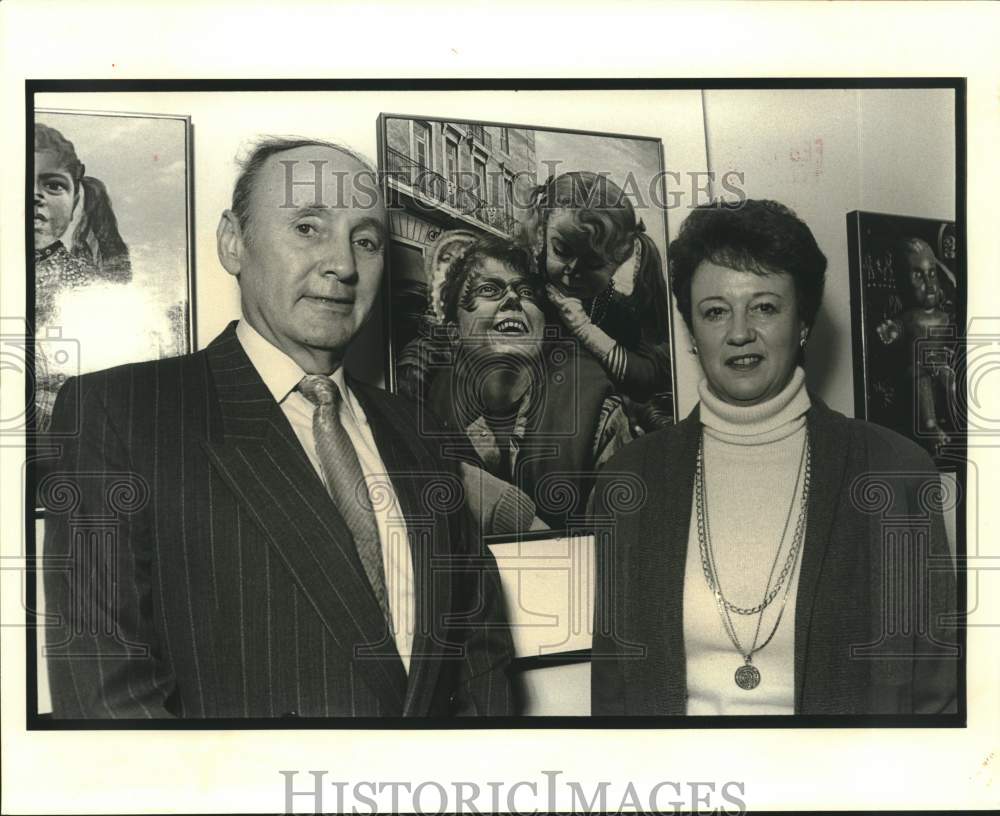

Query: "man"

xmin=426 ymin=238 xmax=633 ymax=532
xmin=42 ymin=138 xmax=514 ymax=718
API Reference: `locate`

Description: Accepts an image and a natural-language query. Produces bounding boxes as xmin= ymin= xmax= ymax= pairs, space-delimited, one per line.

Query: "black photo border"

xmin=23 ymin=78 xmax=966 ymax=732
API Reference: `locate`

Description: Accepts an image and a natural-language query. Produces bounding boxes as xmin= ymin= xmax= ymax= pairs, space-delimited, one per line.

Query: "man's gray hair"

xmin=230 ymin=136 xmax=377 ymax=239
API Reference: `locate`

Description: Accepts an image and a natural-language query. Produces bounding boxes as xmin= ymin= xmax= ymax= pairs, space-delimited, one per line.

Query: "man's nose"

xmin=321 ymin=233 xmax=358 ymax=282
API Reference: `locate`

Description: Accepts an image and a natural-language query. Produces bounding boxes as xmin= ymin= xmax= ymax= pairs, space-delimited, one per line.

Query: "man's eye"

xmin=295 ymin=223 xmax=319 ymax=236
xmin=550 ymin=240 xmax=570 ymax=258
xmin=515 ymin=285 xmax=537 ymax=299
xmin=475 ymin=284 xmax=501 ymax=297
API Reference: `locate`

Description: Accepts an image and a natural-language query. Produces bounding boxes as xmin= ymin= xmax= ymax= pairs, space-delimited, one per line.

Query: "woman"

xmin=519 ymin=172 xmax=673 ymax=412
xmin=428 ymin=237 xmax=633 ymax=531
xmin=590 ymin=200 xmax=957 ymax=716
xmin=395 ymin=229 xmax=478 ymax=405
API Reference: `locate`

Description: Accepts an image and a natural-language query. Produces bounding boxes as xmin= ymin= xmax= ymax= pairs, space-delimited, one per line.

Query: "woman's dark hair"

xmin=527 ymin=171 xmax=671 ymax=343
xmin=35 ymin=122 xmax=131 ymax=276
xmin=668 ymin=199 xmax=827 ymax=334
xmin=439 ymin=237 xmax=536 ymax=324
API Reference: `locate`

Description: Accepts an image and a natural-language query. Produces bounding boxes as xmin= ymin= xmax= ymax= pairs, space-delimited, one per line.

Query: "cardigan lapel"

xmin=199 ymin=325 xmax=407 ymax=712
xmin=626 ymin=408 xmax=702 ymax=715
xmin=349 ymin=378 xmax=454 ymax=717
xmin=793 ymin=398 xmax=852 ymax=711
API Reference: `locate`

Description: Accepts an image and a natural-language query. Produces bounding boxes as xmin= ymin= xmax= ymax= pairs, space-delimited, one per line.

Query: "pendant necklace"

xmin=695 ymin=430 xmax=811 ymax=690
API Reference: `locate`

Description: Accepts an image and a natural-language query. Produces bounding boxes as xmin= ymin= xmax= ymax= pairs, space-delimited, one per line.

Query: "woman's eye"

xmin=702 ymin=306 xmax=727 ymax=321
xmin=550 ymin=240 xmax=570 ymax=258
xmin=43 ymin=181 xmax=68 ymax=194
xmin=516 ymin=285 xmax=537 ymax=300
xmin=475 ymin=284 xmax=500 ymax=297
xmin=354 ymin=237 xmax=381 ymax=252
xmin=754 ymin=302 xmax=778 ymax=315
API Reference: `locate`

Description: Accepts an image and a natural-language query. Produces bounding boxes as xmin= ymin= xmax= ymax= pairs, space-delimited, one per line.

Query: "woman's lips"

xmin=492 ymin=317 xmax=528 ymax=335
xmin=725 ymin=353 xmax=764 ymax=370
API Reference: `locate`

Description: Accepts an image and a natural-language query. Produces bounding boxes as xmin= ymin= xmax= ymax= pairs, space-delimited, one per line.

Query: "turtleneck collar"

xmin=698 ymin=366 xmax=811 ymax=445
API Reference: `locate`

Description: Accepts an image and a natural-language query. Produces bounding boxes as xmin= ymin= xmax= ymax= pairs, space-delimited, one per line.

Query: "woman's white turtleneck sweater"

xmin=683 ymin=367 xmax=811 ymax=715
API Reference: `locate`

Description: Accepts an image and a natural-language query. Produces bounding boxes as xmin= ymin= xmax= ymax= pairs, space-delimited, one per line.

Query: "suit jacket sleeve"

xmin=43 ymin=374 xmax=175 ymax=718
xmin=427 ymin=434 xmax=515 ymax=716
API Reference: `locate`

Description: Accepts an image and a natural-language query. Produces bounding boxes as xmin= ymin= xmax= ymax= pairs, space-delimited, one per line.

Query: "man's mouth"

xmin=725 ymin=353 xmax=764 ymax=370
xmin=492 ymin=318 xmax=529 ymax=335
xmin=34 ymin=213 xmax=47 ymax=223
xmin=304 ymin=295 xmax=354 ymax=308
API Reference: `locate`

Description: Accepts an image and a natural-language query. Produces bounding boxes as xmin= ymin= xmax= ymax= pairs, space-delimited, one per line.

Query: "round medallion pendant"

xmin=735 ymin=663 xmax=761 ymax=690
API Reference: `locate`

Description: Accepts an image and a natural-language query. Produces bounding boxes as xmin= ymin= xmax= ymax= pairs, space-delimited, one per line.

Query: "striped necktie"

xmin=298 ymin=374 xmax=393 ymax=630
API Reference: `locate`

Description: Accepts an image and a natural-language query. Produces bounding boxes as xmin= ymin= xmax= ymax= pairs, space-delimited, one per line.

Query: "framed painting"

xmin=31 ymin=109 xmax=194 ymax=444
xmin=847 ymin=210 xmax=963 ymax=467
xmin=376 ymin=113 xmax=676 ymax=538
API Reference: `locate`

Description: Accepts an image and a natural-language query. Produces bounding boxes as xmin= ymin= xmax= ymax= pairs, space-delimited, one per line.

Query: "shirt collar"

xmin=236 ymin=319 xmax=307 ymax=404
xmin=235 ymin=319 xmax=368 ymax=426
xmin=463 ymin=385 xmax=533 ymax=467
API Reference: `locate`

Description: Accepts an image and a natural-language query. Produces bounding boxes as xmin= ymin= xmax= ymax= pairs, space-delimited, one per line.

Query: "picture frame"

xmin=376 ymin=113 xmax=677 ymax=539
xmin=31 ymin=108 xmax=195 ymax=477
xmin=846 ymin=210 xmax=964 ymax=468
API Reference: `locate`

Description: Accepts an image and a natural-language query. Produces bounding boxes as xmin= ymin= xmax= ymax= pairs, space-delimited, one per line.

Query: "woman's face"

xmin=543 ymin=208 xmax=624 ymax=300
xmin=34 ymin=150 xmax=77 ymax=250
xmin=690 ymin=261 xmax=805 ymax=406
xmin=434 ymin=239 xmax=470 ymax=281
xmin=455 ymin=258 xmax=545 ymax=362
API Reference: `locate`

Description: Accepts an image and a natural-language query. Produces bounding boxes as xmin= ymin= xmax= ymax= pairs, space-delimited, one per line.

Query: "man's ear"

xmin=217 ymin=209 xmax=244 ymax=278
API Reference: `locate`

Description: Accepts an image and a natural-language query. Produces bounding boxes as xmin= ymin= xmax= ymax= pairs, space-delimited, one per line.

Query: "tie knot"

xmin=299 ymin=374 xmax=342 ymax=408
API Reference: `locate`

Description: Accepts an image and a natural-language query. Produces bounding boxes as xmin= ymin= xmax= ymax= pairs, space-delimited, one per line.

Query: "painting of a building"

xmin=379 ymin=116 xmax=538 ymax=357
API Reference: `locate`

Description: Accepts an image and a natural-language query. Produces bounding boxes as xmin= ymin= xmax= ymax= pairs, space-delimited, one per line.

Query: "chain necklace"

xmin=587 ymin=280 xmax=614 ymax=325
xmin=695 ymin=429 xmax=811 ymax=690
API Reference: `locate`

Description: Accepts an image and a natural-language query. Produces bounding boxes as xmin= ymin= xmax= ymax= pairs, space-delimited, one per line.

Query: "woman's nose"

xmin=727 ymin=312 xmax=756 ymax=344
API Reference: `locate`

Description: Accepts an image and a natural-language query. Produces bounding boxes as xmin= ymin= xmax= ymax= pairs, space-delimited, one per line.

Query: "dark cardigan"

xmin=590 ymin=397 xmax=958 ymax=716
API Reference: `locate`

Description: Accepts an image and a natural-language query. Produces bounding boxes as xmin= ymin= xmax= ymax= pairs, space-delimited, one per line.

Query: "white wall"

xmin=36 ymin=89 xmax=708 ymax=397
xmin=37 ymin=87 xmax=955 ymax=412
xmin=701 ymin=88 xmax=955 ymax=417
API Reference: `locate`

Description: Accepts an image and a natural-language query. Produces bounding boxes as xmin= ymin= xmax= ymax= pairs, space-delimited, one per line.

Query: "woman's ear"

xmin=217 ymin=210 xmax=243 ymax=278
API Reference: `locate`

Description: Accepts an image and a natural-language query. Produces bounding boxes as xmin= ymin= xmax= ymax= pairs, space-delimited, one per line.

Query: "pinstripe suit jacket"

xmin=42 ymin=323 xmax=515 ymax=718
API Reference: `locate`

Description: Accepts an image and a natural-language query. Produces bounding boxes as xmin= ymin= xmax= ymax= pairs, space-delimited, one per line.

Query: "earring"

xmin=800 ymin=333 xmax=808 ymax=348
xmin=689 ymin=345 xmax=698 ymax=356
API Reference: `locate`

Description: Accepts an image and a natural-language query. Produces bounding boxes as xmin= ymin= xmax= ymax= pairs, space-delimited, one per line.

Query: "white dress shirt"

xmin=236 ymin=320 xmax=415 ymax=671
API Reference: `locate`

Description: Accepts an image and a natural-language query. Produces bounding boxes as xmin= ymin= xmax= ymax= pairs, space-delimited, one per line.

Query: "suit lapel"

xmin=200 ymin=326 xmax=407 ymax=712
xmin=793 ymin=398 xmax=851 ymax=711
xmin=349 ymin=379 xmax=453 ymax=716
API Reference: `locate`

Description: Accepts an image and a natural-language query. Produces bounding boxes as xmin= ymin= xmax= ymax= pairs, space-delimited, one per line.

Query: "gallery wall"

xmin=35 ymin=87 xmax=956 ymax=418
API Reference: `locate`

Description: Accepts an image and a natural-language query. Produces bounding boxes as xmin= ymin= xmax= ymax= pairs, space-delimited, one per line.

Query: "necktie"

xmin=298 ymin=375 xmax=393 ymax=631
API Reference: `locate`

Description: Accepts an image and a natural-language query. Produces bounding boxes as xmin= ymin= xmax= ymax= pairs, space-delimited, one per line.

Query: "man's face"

xmin=34 ymin=150 xmax=77 ymax=249
xmin=225 ymin=145 xmax=386 ymax=370
xmin=455 ymin=258 xmax=545 ymax=363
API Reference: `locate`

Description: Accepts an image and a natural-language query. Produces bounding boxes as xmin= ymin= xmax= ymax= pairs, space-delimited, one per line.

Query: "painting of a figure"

xmin=847 ymin=211 xmax=962 ymax=463
xmin=32 ymin=110 xmax=193 ymax=435
xmin=378 ymin=115 xmax=676 ymax=534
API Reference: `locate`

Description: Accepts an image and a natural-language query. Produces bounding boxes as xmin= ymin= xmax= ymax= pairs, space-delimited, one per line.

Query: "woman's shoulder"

xmin=809 ymin=398 xmax=937 ymax=472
